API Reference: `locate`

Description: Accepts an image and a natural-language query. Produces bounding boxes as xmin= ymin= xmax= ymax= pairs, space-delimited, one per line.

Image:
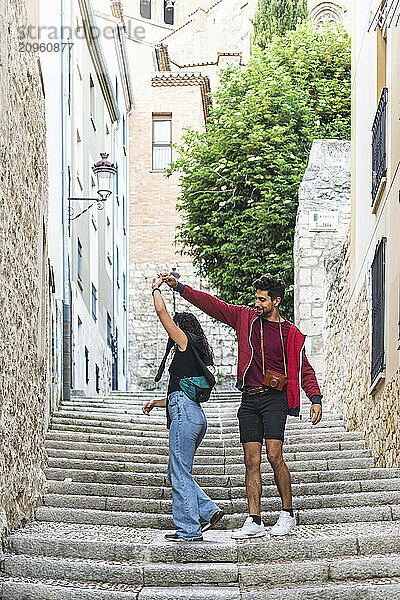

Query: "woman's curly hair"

xmin=173 ymin=312 xmax=214 ymax=366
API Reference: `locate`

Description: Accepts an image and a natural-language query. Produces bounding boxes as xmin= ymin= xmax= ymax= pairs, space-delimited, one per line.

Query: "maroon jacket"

xmin=176 ymin=282 xmax=322 ymax=416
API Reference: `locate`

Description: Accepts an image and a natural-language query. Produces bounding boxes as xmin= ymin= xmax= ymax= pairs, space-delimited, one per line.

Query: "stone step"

xmin=2 ymin=555 xmax=239 ymax=587
xmin=44 ymin=467 xmax=400 ymax=488
xmin=34 ymin=503 xmax=397 ymax=528
xmin=47 ymin=475 xmax=398 ymax=501
xmin=140 ymin=589 xmax=241 ymax=600
xmin=51 ymin=414 xmax=345 ymax=432
xmin=7 ymin=522 xmax=400 ymax=565
xmin=239 ymin=554 xmax=400 ymax=588
xmin=46 ymin=429 xmax=366 ymax=447
xmin=241 ymin=580 xmax=400 ymax=600
xmin=5 ymin=528 xmax=237 ymax=563
xmin=1 ymin=581 xmax=241 ymax=600
xmin=56 ymin=406 xmax=342 ymax=422
xmin=44 ymin=446 xmax=370 ymax=465
xmin=6 ymin=551 xmax=400 ymax=592
xmin=42 ymin=490 xmax=400 ymax=514
xmin=45 ymin=456 xmax=375 ymax=475
xmin=0 ymin=579 xmax=141 ymax=600
xmin=44 ymin=437 xmax=367 ymax=456
xmin=48 ymin=423 xmax=347 ymax=442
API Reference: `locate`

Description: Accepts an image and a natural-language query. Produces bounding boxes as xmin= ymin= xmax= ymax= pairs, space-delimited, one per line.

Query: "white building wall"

xmin=41 ymin=0 xmax=132 ymax=398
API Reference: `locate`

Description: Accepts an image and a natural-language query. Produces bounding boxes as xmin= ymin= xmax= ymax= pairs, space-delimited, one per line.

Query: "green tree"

xmin=170 ymin=24 xmax=350 ymax=318
xmin=253 ymin=0 xmax=308 ymax=49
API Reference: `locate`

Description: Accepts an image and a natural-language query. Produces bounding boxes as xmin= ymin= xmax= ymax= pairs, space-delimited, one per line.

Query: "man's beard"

xmin=259 ymin=306 xmax=273 ymax=318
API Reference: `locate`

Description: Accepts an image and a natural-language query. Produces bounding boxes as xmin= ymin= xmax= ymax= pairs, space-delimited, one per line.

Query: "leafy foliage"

xmin=253 ymin=0 xmax=308 ymax=49
xmin=169 ymin=24 xmax=351 ymax=318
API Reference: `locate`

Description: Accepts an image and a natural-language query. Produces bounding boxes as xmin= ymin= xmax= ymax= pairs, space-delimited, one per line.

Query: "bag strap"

xmin=260 ymin=318 xmax=287 ymax=378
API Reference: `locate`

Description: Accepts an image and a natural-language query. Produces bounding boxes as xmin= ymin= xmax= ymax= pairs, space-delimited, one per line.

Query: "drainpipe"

xmin=112 ymin=118 xmax=120 ymax=391
xmin=61 ymin=0 xmax=71 ymax=401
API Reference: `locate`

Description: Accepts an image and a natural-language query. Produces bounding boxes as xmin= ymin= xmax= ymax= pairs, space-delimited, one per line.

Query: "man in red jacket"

xmin=161 ymin=273 xmax=323 ymax=538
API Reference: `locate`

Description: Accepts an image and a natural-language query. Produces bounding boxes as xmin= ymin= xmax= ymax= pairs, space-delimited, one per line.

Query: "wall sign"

xmin=309 ymin=210 xmax=338 ymax=232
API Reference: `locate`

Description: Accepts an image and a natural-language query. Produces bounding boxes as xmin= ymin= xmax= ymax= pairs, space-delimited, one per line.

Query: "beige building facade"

xmin=324 ymin=0 xmax=400 ymax=466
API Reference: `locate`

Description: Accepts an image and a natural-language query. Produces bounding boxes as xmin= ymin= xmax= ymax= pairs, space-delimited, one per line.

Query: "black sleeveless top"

xmin=167 ymin=342 xmax=204 ymax=396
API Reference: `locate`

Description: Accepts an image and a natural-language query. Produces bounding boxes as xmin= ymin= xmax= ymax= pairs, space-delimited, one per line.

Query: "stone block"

xmin=299 ymin=268 xmax=312 ymax=285
xmin=239 ymin=560 xmax=329 ymax=586
xmin=312 ymin=269 xmax=325 ymax=288
xmin=331 ymin=555 xmax=400 ymax=581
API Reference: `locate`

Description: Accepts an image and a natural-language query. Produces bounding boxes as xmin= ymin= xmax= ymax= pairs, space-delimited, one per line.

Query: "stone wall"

xmin=294 ymin=139 xmax=351 ymax=386
xmin=324 ymin=239 xmax=400 ymax=468
xmin=0 ymin=0 xmax=48 ymax=537
xmin=129 ymin=260 xmax=238 ymax=391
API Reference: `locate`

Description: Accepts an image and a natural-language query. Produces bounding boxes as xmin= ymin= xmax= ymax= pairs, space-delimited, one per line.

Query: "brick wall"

xmin=129 ymin=84 xmax=204 ymax=263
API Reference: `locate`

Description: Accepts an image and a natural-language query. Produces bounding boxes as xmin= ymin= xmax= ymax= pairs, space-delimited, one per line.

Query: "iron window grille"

xmin=92 ymin=284 xmax=97 ymax=322
xmin=85 ymin=347 xmax=89 ymax=384
xmin=371 ymin=237 xmax=386 ymax=384
xmin=77 ymin=239 xmax=82 ymax=283
xmin=95 ymin=364 xmax=100 ymax=393
xmin=372 ymin=87 xmax=388 ymax=204
xmin=107 ymin=313 xmax=112 ymax=347
xmin=368 ymin=1 xmax=400 ymax=31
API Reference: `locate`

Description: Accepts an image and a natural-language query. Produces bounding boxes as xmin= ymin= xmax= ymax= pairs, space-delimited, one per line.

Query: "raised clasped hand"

xmin=159 ymin=272 xmax=177 ymax=289
xmin=152 ymin=275 xmax=163 ymax=290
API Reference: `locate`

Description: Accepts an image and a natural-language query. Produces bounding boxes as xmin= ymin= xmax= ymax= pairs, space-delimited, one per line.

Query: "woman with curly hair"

xmin=142 ymin=274 xmax=224 ymax=542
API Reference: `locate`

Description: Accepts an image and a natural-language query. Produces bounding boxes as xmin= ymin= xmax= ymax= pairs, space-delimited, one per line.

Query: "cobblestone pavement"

xmin=1 ymin=391 xmax=400 ymax=599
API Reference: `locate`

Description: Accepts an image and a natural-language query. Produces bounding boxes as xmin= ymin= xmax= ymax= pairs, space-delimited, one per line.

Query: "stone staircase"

xmin=2 ymin=391 xmax=400 ymax=598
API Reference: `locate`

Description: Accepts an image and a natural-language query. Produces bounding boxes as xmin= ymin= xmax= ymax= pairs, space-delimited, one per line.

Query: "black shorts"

xmin=238 ymin=389 xmax=288 ymax=443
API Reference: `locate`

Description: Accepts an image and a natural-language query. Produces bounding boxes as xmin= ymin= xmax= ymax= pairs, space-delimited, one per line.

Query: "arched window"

xmin=140 ymin=0 xmax=151 ymax=20
xmin=310 ymin=2 xmax=344 ymax=29
xmin=164 ymin=0 xmax=174 ymax=25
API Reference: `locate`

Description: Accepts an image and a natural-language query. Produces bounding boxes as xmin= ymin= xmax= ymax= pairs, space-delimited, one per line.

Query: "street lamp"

xmin=169 ymin=267 xmax=180 ymax=313
xmin=69 ymin=153 xmax=117 ymax=222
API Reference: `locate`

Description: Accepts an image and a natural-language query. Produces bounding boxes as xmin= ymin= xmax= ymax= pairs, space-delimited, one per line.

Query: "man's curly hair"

xmin=253 ymin=275 xmax=286 ymax=301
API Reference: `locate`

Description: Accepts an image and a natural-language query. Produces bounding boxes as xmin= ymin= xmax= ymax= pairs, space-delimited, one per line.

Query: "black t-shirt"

xmin=167 ymin=342 xmax=204 ymax=396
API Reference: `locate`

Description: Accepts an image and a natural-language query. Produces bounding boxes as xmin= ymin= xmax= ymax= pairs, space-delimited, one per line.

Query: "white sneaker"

xmin=270 ymin=511 xmax=296 ymax=536
xmin=231 ymin=516 xmax=266 ymax=539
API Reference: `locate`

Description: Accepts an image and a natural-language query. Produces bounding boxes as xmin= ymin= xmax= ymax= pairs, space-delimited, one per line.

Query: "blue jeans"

xmin=167 ymin=391 xmax=219 ymax=539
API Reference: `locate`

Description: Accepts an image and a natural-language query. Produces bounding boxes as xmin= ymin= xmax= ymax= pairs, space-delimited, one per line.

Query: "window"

xmin=152 ymin=115 xmax=172 ymax=171
xmin=85 ymin=347 xmax=89 ymax=384
xmin=140 ymin=0 xmax=151 ymax=19
xmin=123 ymin=116 xmax=126 ymax=147
xmin=123 ymin=348 xmax=126 ymax=376
xmin=122 ymin=194 xmax=126 ymax=230
xmin=371 ymin=237 xmax=386 ymax=384
xmin=90 ymin=74 xmax=96 ymax=129
xmin=164 ymin=0 xmax=174 ymax=25
xmin=123 ymin=273 xmax=126 ymax=310
xmin=116 ymin=246 xmax=120 ymax=287
xmin=372 ymin=87 xmax=388 ymax=205
xmin=77 ymin=239 xmax=82 ymax=283
xmin=107 ymin=312 xmax=112 ymax=347
xmin=92 ymin=284 xmax=97 ymax=321
xmin=95 ymin=364 xmax=100 ymax=393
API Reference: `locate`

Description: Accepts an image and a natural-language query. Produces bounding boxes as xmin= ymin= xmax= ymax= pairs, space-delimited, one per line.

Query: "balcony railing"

xmin=368 ymin=0 xmax=400 ymax=31
xmin=372 ymin=87 xmax=388 ymax=204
